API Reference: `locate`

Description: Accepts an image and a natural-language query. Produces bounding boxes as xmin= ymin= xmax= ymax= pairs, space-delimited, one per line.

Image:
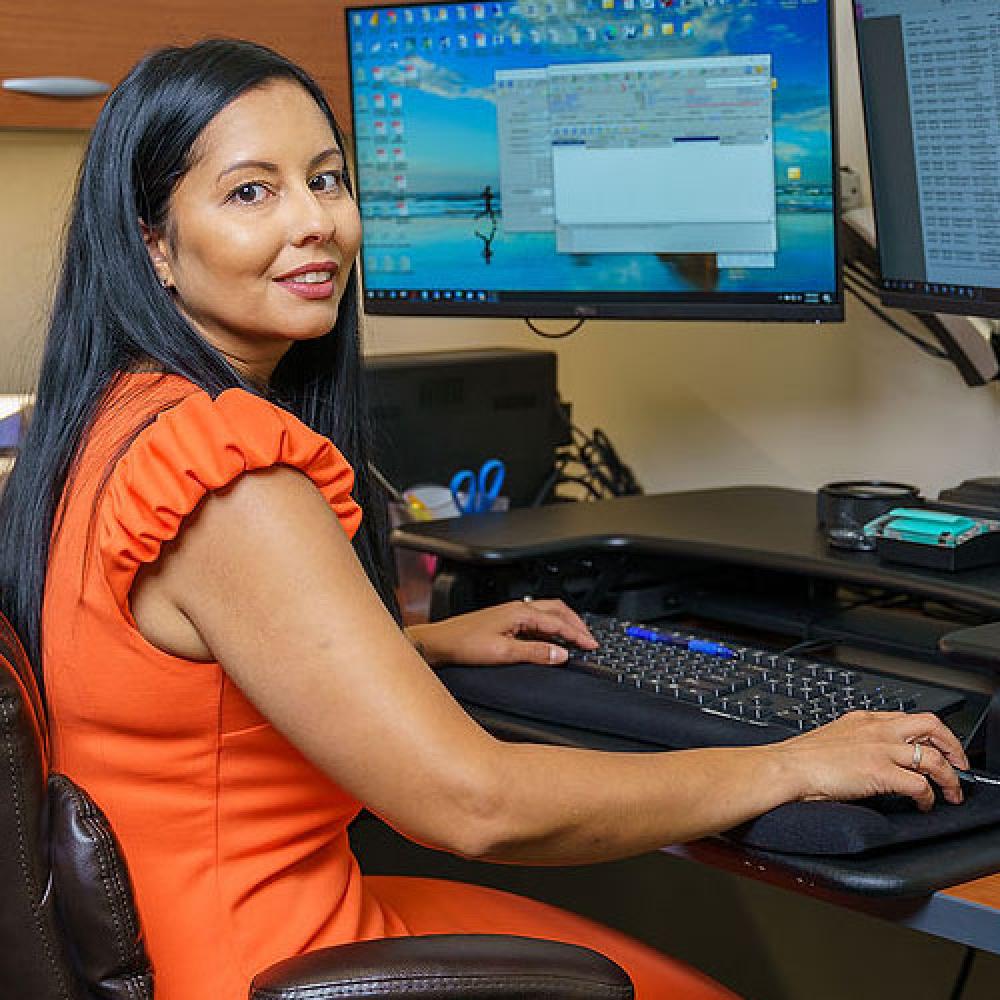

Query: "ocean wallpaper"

xmin=348 ymin=0 xmax=837 ymax=299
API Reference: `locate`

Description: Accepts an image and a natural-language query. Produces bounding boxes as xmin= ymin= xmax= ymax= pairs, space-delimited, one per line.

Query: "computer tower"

xmin=363 ymin=348 xmax=562 ymax=509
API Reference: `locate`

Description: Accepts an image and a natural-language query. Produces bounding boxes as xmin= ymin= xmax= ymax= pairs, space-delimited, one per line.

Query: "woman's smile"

xmin=273 ymin=260 xmax=340 ymax=299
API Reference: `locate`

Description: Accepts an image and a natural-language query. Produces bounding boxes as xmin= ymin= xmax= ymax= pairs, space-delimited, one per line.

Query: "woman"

xmin=0 ymin=39 xmax=967 ymax=1000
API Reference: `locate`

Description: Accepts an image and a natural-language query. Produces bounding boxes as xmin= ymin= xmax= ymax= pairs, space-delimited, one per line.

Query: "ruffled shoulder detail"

xmin=98 ymin=388 xmax=361 ymax=622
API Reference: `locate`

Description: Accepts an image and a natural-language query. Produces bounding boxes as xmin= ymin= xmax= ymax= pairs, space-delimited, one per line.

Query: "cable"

xmin=532 ymin=401 xmax=642 ymax=505
xmin=949 ymin=947 xmax=976 ymax=1000
xmin=844 ymin=272 xmax=949 ymax=359
xmin=524 ymin=317 xmax=587 ymax=339
xmin=844 ymin=259 xmax=882 ymax=295
xmin=780 ymin=638 xmax=835 ymax=656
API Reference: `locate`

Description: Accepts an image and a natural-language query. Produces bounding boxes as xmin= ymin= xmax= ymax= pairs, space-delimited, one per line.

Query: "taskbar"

xmin=363 ymin=286 xmax=843 ymax=321
xmin=881 ymin=278 xmax=1000 ymax=320
xmin=364 ymin=289 xmax=838 ymax=306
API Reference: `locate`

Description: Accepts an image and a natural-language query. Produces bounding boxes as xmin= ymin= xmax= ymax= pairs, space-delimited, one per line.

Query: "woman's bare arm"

xmin=132 ymin=466 xmax=967 ymax=864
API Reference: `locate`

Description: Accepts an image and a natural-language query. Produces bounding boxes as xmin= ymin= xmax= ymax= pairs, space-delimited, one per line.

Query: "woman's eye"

xmin=229 ymin=182 xmax=269 ymax=205
xmin=308 ymin=170 xmax=343 ymax=194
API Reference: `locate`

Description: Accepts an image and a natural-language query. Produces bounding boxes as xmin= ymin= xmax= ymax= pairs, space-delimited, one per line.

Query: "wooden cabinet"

xmin=0 ymin=0 xmax=360 ymax=130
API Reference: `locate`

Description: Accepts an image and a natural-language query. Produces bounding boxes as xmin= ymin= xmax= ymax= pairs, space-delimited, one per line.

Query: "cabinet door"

xmin=0 ymin=0 xmax=352 ymax=129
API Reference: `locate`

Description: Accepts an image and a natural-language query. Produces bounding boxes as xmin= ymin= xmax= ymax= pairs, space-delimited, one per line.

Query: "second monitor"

xmin=855 ymin=0 xmax=1000 ymax=320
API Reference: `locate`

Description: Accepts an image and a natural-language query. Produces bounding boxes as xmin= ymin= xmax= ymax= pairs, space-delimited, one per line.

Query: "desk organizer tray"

xmin=864 ymin=508 xmax=1000 ymax=571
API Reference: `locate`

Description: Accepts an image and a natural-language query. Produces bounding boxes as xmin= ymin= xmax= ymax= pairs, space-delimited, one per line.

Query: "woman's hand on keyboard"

xmin=776 ymin=710 xmax=970 ymax=812
xmin=405 ymin=599 xmax=598 ymax=668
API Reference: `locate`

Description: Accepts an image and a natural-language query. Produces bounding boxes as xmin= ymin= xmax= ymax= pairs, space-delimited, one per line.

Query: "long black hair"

xmin=0 ymin=39 xmax=396 ymax=685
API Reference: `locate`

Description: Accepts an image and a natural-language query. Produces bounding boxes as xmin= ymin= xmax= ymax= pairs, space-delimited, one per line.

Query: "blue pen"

xmin=625 ymin=626 xmax=735 ymax=659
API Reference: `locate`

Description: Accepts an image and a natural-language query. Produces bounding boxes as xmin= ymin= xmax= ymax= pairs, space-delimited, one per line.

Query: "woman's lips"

xmin=274 ymin=266 xmax=337 ymax=300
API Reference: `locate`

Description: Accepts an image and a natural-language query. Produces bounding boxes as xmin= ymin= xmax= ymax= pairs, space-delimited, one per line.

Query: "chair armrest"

xmin=250 ymin=933 xmax=633 ymax=999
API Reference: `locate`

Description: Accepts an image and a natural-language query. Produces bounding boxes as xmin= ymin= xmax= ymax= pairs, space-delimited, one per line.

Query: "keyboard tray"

xmin=437 ymin=663 xmax=1000 ymax=872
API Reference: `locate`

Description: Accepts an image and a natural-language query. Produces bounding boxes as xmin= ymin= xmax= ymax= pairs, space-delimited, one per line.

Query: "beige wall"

xmin=2 ymin=0 xmax=999 ymax=501
xmin=0 ymin=129 xmax=84 ymax=391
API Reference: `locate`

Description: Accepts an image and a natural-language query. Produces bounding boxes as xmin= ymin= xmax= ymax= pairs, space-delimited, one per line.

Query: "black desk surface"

xmin=393 ymin=486 xmax=1000 ymax=615
xmin=396 ymin=487 xmax=1000 ymax=897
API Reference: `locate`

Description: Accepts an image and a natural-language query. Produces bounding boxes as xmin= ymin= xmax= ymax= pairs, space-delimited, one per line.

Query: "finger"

xmin=897 ymin=713 xmax=969 ymax=770
xmin=528 ymin=599 xmax=595 ymax=641
xmin=891 ymin=765 xmax=936 ymax=813
xmin=919 ymin=723 xmax=969 ymax=771
xmin=878 ymin=745 xmax=935 ymax=811
xmin=497 ymin=636 xmax=569 ymax=666
xmin=518 ymin=606 xmax=596 ymax=649
xmin=908 ymin=742 xmax=963 ymax=805
xmin=853 ymin=710 xmax=968 ymax=771
xmin=517 ymin=600 xmax=596 ymax=647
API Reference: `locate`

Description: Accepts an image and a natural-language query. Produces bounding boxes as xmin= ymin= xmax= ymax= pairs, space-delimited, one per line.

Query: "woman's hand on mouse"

xmin=772 ymin=710 xmax=969 ymax=812
xmin=405 ymin=599 xmax=597 ymax=668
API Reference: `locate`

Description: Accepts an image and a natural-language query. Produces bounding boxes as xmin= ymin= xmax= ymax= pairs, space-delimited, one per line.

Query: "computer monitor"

xmin=855 ymin=0 xmax=1000 ymax=319
xmin=345 ymin=0 xmax=842 ymax=322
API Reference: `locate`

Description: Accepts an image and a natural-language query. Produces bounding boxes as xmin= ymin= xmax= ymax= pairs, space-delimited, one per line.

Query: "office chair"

xmin=0 ymin=611 xmax=632 ymax=1000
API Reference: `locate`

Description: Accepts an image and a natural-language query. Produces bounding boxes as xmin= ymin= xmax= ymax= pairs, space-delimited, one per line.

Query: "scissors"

xmin=449 ymin=458 xmax=506 ymax=515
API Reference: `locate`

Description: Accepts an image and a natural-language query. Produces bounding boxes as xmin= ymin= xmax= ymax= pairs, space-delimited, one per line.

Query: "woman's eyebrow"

xmin=217 ymin=159 xmax=279 ymax=182
xmin=310 ymin=146 xmax=345 ymax=169
xmin=216 ymin=147 xmax=344 ymax=184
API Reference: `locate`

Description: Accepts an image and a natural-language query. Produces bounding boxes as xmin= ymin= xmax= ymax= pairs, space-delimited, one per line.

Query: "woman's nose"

xmin=288 ymin=187 xmax=336 ymax=247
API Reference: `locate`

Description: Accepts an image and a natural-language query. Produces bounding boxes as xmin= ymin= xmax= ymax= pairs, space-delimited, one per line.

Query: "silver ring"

xmin=911 ymin=742 xmax=924 ymax=771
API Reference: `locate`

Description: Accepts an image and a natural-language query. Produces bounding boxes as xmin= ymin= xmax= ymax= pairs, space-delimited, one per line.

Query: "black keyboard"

xmin=568 ymin=614 xmax=966 ymax=733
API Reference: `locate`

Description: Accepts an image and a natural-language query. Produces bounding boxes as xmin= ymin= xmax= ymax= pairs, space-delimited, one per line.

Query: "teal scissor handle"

xmin=449 ymin=458 xmax=505 ymax=515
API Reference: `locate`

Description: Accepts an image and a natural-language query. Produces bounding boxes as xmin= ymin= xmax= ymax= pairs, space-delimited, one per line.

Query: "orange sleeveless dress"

xmin=43 ymin=372 xmax=739 ymax=1000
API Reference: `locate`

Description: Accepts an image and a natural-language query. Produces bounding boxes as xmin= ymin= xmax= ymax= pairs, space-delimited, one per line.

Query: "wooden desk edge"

xmin=943 ymin=870 xmax=1000 ymax=909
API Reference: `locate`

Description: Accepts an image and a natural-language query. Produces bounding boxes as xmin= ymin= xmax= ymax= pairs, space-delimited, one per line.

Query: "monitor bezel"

xmin=345 ymin=0 xmax=844 ymax=324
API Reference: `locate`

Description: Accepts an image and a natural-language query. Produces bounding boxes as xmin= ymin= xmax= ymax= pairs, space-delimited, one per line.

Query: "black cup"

xmin=817 ymin=481 xmax=922 ymax=551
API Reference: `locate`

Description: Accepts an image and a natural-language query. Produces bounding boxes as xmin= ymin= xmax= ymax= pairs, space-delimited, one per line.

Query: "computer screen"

xmin=345 ymin=0 xmax=842 ymax=322
xmin=855 ymin=0 xmax=1000 ymax=319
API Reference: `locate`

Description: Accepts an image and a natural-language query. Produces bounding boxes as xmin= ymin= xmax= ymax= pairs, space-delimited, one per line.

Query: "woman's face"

xmin=145 ymin=79 xmax=362 ymax=379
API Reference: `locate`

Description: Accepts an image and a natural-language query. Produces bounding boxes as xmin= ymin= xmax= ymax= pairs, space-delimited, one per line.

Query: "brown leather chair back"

xmin=0 ymin=613 xmax=153 ymax=1000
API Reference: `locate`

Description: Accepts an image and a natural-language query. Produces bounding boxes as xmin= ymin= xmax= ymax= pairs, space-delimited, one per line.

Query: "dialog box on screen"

xmin=496 ymin=55 xmax=777 ymax=259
